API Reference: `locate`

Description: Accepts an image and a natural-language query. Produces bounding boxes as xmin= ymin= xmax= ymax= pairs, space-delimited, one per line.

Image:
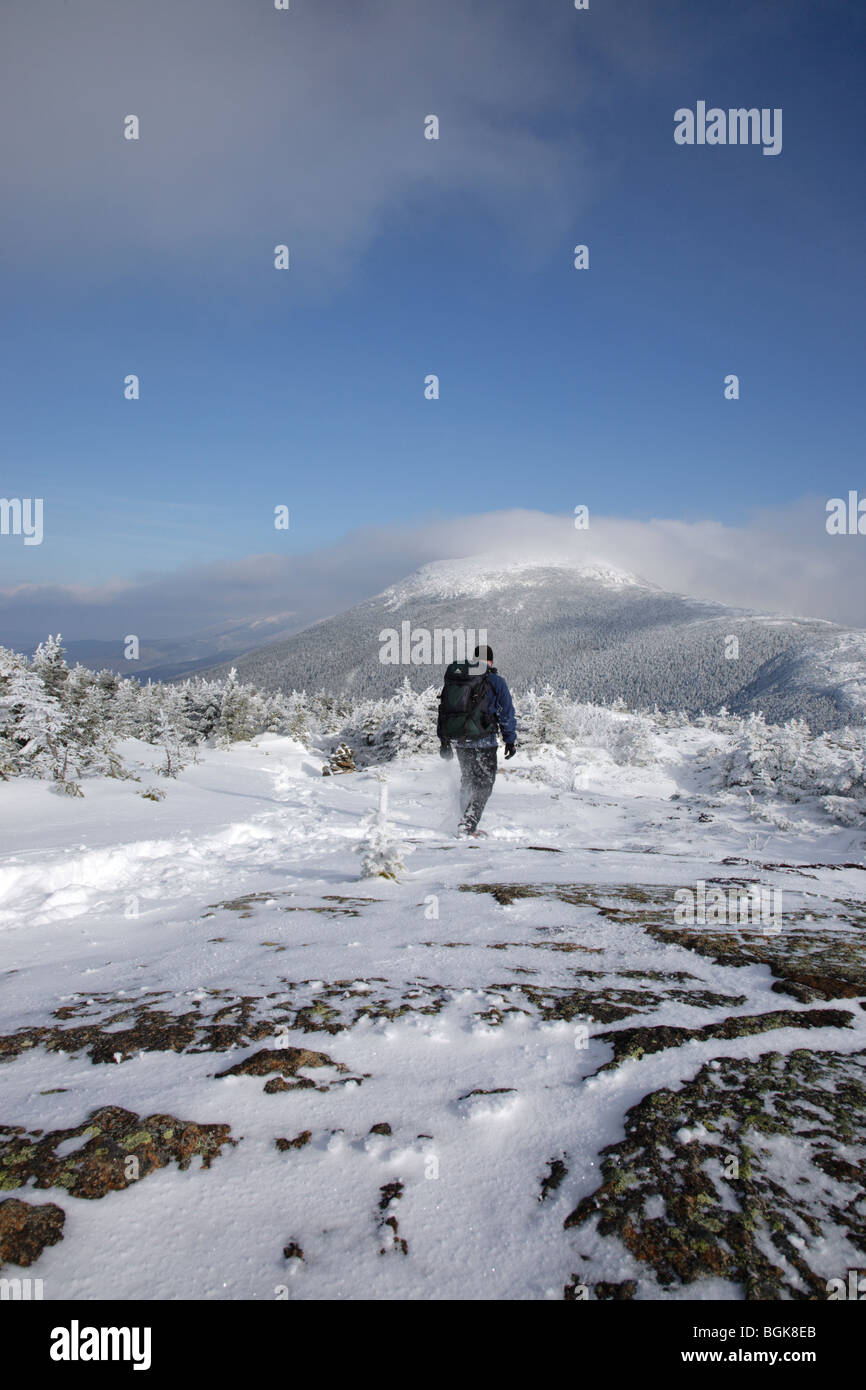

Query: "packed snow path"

xmin=1 ymin=735 xmax=864 ymax=1300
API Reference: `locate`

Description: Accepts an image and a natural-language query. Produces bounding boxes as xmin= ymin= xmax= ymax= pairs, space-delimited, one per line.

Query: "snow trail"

xmin=0 ymin=733 xmax=863 ymax=1299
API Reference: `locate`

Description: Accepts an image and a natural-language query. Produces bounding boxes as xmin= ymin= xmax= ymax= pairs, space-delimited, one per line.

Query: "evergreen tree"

xmin=137 ymin=681 xmax=163 ymax=743
xmin=31 ymin=634 xmax=69 ymax=700
xmin=4 ymin=663 xmax=69 ymax=779
xmin=0 ymin=647 xmax=29 ymax=777
xmin=218 ymin=669 xmax=257 ymax=744
xmin=280 ymin=690 xmax=312 ymax=742
xmin=181 ymin=679 xmax=222 ymax=743
xmin=111 ymin=677 xmax=143 ymax=738
xmin=356 ymin=778 xmax=404 ymax=879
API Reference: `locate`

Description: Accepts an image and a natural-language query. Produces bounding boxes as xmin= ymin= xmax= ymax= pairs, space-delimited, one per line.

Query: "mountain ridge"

xmin=192 ymin=554 xmax=866 ymax=730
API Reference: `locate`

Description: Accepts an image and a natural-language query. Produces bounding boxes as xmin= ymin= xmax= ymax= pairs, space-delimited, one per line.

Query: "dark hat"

xmin=474 ymin=644 xmax=493 ymax=662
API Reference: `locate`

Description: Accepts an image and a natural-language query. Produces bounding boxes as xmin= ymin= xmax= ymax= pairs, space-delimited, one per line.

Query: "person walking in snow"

xmin=437 ymin=644 xmax=517 ymax=837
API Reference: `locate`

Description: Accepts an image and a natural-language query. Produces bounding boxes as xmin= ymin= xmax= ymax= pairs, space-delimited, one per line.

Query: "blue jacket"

xmin=452 ymin=668 xmax=517 ymax=749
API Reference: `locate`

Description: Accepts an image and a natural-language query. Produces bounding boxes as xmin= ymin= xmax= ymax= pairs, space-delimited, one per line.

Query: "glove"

xmin=439 ymin=742 xmax=453 ymax=760
xmin=504 ymin=743 xmax=516 ymax=759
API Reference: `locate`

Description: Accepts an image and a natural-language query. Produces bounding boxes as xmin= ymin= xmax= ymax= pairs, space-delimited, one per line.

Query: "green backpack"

xmin=437 ymin=662 xmax=493 ymax=740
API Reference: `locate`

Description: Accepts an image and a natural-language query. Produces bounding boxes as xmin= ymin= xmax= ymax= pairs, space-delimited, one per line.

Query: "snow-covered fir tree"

xmin=31 ymin=635 xmax=69 ymax=701
xmin=357 ymin=777 xmax=405 ymax=879
xmin=0 ymin=635 xmax=865 ymax=833
xmin=181 ymin=679 xmax=222 ymax=744
xmin=219 ymin=669 xmax=257 ymax=744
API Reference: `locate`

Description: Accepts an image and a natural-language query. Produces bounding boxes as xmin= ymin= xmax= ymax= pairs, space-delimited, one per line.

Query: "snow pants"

xmin=455 ymin=744 xmax=498 ymax=832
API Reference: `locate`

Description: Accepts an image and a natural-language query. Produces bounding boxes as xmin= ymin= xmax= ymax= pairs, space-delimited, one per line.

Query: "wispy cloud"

xmin=2 ymin=503 xmax=863 ymax=645
xmin=4 ymin=0 xmax=779 ymax=284
xmin=0 ymin=0 xmax=595 ymax=284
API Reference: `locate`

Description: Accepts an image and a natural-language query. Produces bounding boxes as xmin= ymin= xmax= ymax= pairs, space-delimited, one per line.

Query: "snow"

xmin=380 ymin=553 xmax=648 ymax=607
xmin=784 ymin=631 xmax=866 ymax=717
xmin=0 ymin=726 xmax=864 ymax=1300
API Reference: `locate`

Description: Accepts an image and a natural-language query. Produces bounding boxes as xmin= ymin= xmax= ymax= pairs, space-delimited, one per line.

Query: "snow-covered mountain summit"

xmin=381 ymin=554 xmax=653 ymax=608
xmin=199 ymin=553 xmax=866 ymax=730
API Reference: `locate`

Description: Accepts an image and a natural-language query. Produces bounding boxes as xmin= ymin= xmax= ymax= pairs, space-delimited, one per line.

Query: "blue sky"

xmin=1 ymin=0 xmax=864 ymax=637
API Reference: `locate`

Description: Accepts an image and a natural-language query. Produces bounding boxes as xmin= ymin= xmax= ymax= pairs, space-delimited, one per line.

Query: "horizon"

xmin=2 ymin=511 xmax=866 ymax=656
xmin=2 ymin=0 xmax=865 ymax=647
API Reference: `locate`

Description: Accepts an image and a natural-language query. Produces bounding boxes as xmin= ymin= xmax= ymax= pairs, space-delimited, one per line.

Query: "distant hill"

xmin=1 ymin=613 xmax=302 ymax=684
xmin=195 ymin=554 xmax=866 ymax=730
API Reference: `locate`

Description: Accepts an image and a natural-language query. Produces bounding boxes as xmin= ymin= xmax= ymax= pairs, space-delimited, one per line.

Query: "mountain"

xmin=2 ymin=613 xmax=302 ymax=683
xmin=193 ymin=553 xmax=866 ymax=729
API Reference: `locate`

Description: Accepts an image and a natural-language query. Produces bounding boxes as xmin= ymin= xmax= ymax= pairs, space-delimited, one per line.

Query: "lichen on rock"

xmin=564 ymin=1048 xmax=866 ymax=1299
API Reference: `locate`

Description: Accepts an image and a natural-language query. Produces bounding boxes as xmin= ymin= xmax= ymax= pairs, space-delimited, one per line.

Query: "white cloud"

xmin=2 ymin=503 xmax=864 ymax=646
xmin=0 ymin=0 xmax=593 ymax=282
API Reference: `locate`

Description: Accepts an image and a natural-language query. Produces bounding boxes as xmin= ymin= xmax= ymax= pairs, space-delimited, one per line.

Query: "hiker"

xmin=437 ymin=644 xmax=517 ymax=837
